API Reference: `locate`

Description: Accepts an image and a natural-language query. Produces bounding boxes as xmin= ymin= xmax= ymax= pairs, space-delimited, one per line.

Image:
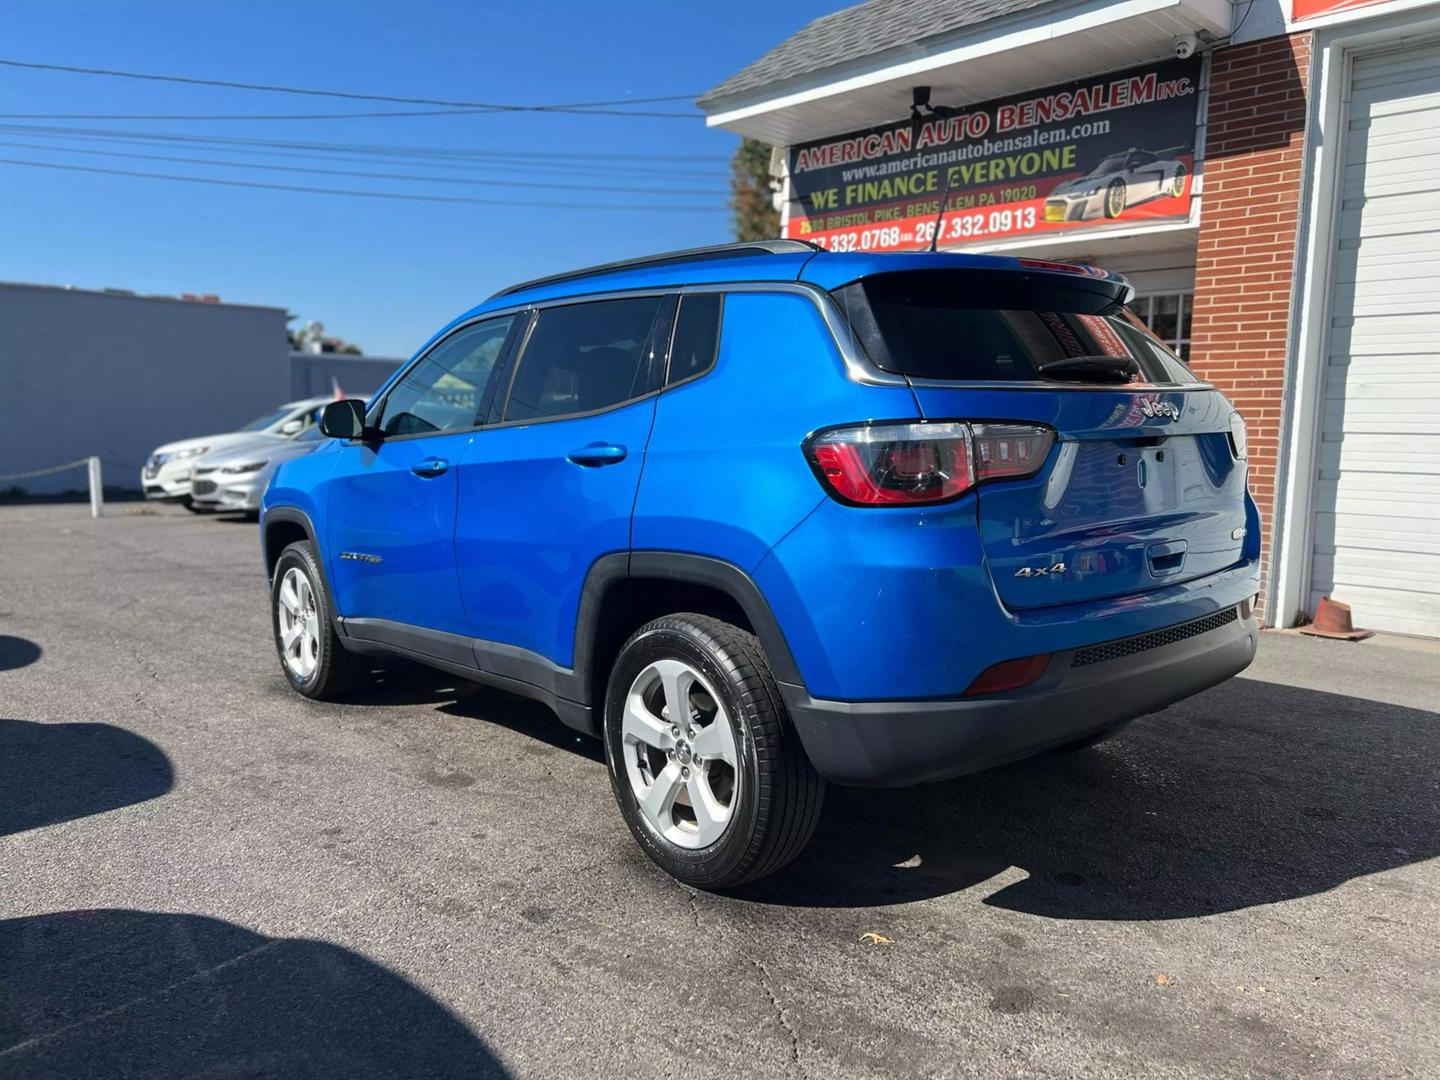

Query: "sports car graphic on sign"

xmin=1043 ymin=148 xmax=1189 ymax=223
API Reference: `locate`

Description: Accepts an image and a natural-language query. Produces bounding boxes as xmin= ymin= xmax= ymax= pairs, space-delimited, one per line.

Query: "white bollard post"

xmin=88 ymin=456 xmax=103 ymax=518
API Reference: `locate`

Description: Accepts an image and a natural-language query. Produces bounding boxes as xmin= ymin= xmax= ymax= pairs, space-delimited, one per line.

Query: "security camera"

xmin=1173 ymin=33 xmax=1200 ymax=59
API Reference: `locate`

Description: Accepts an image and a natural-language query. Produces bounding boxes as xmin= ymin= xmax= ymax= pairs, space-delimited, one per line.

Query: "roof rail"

xmin=489 ymin=239 xmax=822 ymax=299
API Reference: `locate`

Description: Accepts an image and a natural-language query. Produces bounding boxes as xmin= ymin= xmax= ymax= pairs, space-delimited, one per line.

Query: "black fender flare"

xmin=571 ymin=551 xmax=803 ymax=705
xmin=261 ymin=507 xmax=341 ymax=625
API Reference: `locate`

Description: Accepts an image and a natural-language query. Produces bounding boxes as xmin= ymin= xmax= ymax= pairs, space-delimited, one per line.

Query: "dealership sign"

xmin=785 ymin=58 xmax=1202 ymax=252
xmin=1292 ymin=0 xmax=1395 ymax=19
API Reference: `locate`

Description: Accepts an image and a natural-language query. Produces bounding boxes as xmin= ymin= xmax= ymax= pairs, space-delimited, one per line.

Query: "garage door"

xmin=1310 ymin=41 xmax=1440 ymax=638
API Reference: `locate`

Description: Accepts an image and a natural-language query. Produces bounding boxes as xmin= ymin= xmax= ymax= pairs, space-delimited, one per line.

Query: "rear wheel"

xmin=1168 ymin=164 xmax=1187 ymax=198
xmin=271 ymin=540 xmax=364 ymax=700
xmin=603 ymin=613 xmax=824 ymax=889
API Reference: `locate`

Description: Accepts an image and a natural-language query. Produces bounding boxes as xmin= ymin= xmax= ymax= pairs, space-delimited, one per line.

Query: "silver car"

xmin=190 ymin=422 xmax=329 ymax=516
xmin=141 ymin=396 xmax=332 ymax=507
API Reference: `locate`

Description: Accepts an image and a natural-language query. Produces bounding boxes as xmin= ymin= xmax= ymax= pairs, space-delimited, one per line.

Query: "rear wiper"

xmin=1036 ymin=355 xmax=1139 ymax=384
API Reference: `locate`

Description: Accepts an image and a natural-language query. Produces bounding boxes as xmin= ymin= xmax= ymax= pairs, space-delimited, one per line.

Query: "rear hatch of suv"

xmin=830 ymin=265 xmax=1250 ymax=611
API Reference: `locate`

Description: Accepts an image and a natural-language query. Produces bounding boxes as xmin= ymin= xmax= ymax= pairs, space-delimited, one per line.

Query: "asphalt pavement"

xmin=2 ymin=503 xmax=1437 ymax=1078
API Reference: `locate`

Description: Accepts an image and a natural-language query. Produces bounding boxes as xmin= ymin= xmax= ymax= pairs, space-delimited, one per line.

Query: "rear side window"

xmin=379 ymin=315 xmax=517 ymax=437
xmin=832 ymin=269 xmax=1197 ymax=385
xmin=504 ymin=297 xmax=663 ymax=422
xmin=666 ymin=293 xmax=722 ymax=385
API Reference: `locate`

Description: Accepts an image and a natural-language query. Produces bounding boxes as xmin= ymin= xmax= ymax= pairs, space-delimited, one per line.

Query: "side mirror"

xmin=320 ymin=399 xmax=368 ymax=439
xmin=279 ymin=419 xmax=303 ymax=436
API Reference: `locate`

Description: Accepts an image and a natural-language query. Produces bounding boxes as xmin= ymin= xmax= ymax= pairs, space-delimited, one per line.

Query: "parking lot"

xmin=2 ymin=502 xmax=1437 ymax=1078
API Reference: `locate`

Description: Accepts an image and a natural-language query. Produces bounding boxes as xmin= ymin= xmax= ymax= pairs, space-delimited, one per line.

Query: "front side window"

xmin=379 ymin=316 xmax=517 ymax=437
xmin=832 ymin=270 xmax=1198 ymax=385
xmin=504 ymin=297 xmax=662 ymax=422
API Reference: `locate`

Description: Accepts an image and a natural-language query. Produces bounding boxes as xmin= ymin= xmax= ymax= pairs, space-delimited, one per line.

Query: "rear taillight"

xmin=804 ymin=421 xmax=1054 ymax=506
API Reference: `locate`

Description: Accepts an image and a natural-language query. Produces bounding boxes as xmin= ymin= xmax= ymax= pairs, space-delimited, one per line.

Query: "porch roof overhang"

xmin=701 ymin=0 xmax=1234 ymax=146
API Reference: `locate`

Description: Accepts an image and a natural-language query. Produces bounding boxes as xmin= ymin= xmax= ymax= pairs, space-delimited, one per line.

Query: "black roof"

xmin=698 ymin=0 xmax=1058 ymax=108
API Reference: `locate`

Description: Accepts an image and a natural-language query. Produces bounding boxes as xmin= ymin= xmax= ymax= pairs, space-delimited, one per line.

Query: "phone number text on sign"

xmin=807 ymin=205 xmax=1041 ymax=252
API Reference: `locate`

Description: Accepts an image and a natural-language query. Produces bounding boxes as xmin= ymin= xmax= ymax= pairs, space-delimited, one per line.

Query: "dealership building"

xmin=700 ymin=0 xmax=1440 ymax=638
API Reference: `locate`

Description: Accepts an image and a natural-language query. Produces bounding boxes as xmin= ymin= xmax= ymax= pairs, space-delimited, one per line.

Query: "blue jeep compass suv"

xmin=261 ymin=240 xmax=1261 ymax=888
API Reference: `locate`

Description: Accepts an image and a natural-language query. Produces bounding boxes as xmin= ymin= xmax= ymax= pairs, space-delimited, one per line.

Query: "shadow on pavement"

xmin=0 ymin=719 xmax=175 ymax=837
xmin=442 ymin=691 xmax=604 ymax=763
xmin=0 ymin=635 xmax=42 ymax=672
xmin=0 ymin=909 xmax=510 ymax=1079
xmin=331 ymin=663 xmax=604 ymax=763
xmin=733 ymin=676 xmax=1440 ymax=918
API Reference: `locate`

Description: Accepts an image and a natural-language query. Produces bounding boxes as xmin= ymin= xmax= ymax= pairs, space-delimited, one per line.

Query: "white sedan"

xmin=141 ymin=397 xmax=332 ymax=508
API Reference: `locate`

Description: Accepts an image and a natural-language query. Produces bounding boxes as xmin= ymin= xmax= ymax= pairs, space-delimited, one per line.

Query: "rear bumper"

xmin=781 ymin=605 xmax=1259 ymax=787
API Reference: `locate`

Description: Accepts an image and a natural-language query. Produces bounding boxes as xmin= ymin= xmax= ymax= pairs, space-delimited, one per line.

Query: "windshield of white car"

xmin=1090 ymin=154 xmax=1127 ymax=174
xmin=239 ymin=407 xmax=293 ymax=432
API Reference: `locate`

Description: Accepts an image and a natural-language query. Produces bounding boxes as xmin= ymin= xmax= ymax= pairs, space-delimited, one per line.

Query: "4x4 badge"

xmin=1015 ymin=562 xmax=1066 ymax=578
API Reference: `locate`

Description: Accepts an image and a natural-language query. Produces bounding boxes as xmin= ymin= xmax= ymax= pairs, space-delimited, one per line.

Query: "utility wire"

xmin=0 ymin=123 xmax=723 ymax=165
xmin=0 ymin=105 xmax=698 ymax=120
xmin=0 ymin=124 xmax=725 ymax=179
xmin=0 ymin=58 xmax=701 ymax=115
xmin=0 ymin=156 xmax=716 ymax=212
xmin=0 ymin=140 xmax=727 ymax=196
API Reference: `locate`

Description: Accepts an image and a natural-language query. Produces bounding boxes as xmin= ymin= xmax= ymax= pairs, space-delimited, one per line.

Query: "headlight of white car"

xmin=221 ymin=460 xmax=268 ymax=475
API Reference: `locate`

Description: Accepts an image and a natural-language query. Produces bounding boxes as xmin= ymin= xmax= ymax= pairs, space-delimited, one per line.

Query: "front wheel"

xmin=603 ymin=614 xmax=824 ymax=889
xmin=271 ymin=540 xmax=364 ymax=700
xmin=1104 ymin=178 xmax=1128 ymax=218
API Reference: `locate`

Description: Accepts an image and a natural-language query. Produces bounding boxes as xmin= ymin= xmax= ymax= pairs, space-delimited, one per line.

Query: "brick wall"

xmin=1190 ymin=32 xmax=1312 ymax=621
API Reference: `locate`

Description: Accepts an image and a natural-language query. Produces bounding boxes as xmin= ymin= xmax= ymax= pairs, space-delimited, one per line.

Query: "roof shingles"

xmin=698 ymin=0 xmax=1060 ymax=107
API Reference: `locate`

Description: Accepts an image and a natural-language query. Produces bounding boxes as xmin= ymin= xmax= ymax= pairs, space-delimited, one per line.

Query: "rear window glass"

xmin=667 ymin=293 xmax=722 ymax=385
xmin=832 ymin=270 xmax=1197 ymax=384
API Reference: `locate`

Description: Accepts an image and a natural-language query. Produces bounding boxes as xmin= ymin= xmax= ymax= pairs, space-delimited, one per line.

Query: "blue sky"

xmin=0 ymin=1 xmax=836 ymax=357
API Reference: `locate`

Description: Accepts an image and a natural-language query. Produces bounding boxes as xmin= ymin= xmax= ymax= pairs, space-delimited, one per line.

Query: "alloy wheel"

xmin=277 ymin=566 xmax=321 ymax=680
xmin=621 ymin=658 xmax=740 ymax=849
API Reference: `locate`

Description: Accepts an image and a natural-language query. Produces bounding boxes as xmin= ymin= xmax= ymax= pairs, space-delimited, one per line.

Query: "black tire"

xmin=603 ymin=613 xmax=824 ymax=890
xmin=270 ymin=540 xmax=365 ymax=700
xmin=1104 ymin=177 xmax=1127 ymax=218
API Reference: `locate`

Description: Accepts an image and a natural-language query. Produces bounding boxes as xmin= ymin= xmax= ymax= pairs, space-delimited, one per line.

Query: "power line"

xmin=0 ymin=156 xmax=717 ymax=212
xmin=0 ymin=123 xmax=726 ymax=179
xmin=0 ymin=122 xmax=724 ymax=166
xmin=0 ymin=58 xmax=701 ymax=115
xmin=0 ymin=105 xmax=699 ymax=120
xmin=0 ymin=140 xmax=727 ymax=196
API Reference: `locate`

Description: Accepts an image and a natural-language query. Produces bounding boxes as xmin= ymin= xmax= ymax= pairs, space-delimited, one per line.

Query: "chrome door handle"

xmin=566 ymin=443 xmax=627 ymax=467
xmin=410 ymin=458 xmax=450 ymax=478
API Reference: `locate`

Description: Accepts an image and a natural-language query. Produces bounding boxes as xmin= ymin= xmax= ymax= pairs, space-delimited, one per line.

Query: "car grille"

xmin=192 ymin=479 xmax=218 ymax=496
xmin=1070 ymin=608 xmax=1239 ymax=668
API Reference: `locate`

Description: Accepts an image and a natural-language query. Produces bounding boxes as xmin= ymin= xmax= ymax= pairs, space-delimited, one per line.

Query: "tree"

xmin=730 ymin=137 xmax=780 ymax=241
